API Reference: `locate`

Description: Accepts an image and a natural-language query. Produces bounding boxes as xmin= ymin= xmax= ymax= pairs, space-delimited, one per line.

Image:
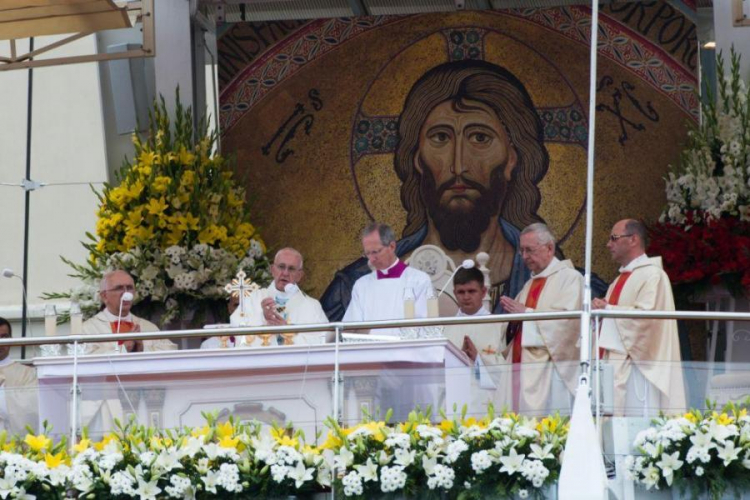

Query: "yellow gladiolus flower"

xmin=146 ymin=197 xmax=168 ymax=216
xmin=683 ymin=413 xmax=697 ymax=423
xmin=24 ymin=434 xmax=52 ymax=452
xmin=179 ymin=146 xmax=196 ymax=166
xmin=139 ymin=150 xmax=158 ymax=167
xmin=45 ymin=452 xmax=65 ymax=469
xmin=278 ymin=435 xmax=299 ymax=448
xmin=153 ymin=176 xmax=172 ymax=193
xmin=180 ymin=170 xmax=195 ymax=186
xmin=715 ymin=412 xmax=733 ymax=425
xmin=73 ymin=439 xmax=91 ymax=453
xmin=126 ymin=180 xmax=145 ymax=200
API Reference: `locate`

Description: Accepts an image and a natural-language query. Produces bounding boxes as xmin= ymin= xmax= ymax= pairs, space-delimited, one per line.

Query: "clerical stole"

xmin=512 ymin=277 xmax=546 ymax=410
xmin=599 ymin=272 xmax=631 ymax=359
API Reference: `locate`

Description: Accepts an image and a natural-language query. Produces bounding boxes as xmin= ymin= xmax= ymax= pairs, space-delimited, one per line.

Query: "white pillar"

xmin=154 ymin=0 xmax=194 ymax=116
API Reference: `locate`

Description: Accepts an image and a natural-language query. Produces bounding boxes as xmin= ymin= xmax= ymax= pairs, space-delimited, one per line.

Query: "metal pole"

xmin=21 ymin=37 xmax=34 ymax=359
xmin=579 ymin=0 xmax=600 ymax=384
xmin=70 ymin=340 xmax=79 ymax=450
xmin=333 ymin=324 xmax=341 ymax=424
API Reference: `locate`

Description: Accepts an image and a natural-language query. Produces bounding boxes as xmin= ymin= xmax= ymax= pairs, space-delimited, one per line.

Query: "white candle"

xmin=404 ymin=299 xmax=415 ymax=319
xmin=44 ymin=304 xmax=57 ymax=337
xmin=427 ymin=297 xmax=440 ymax=318
xmin=70 ymin=305 xmax=82 ymax=336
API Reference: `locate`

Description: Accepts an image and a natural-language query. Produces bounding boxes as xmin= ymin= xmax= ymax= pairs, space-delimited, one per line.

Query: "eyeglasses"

xmin=608 ymin=234 xmax=633 ymax=242
xmin=363 ymin=246 xmax=387 ymax=258
xmin=105 ymin=285 xmax=135 ymax=292
xmin=518 ymin=245 xmax=545 ymax=256
xmin=274 ymin=263 xmax=301 ymax=273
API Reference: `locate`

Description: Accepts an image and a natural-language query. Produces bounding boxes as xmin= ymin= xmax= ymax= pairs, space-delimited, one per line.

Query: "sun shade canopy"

xmin=0 ymin=0 xmax=131 ymax=41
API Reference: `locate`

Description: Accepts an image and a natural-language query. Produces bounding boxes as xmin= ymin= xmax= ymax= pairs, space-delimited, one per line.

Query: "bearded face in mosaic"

xmin=395 ymin=60 xmax=549 ymax=251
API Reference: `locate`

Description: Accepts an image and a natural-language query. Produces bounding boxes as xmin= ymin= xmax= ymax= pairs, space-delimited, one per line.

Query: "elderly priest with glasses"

xmin=343 ymin=223 xmax=433 ymax=337
xmin=232 ymin=247 xmax=329 ymax=345
xmin=498 ymin=223 xmax=582 ymax=415
xmin=82 ymin=270 xmax=178 ymax=354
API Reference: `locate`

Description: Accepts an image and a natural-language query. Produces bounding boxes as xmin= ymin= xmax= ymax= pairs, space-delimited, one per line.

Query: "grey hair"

xmin=361 ymin=222 xmax=396 ymax=246
xmin=274 ymin=247 xmax=304 ymax=270
xmin=624 ymin=219 xmax=648 ymax=249
xmin=99 ymin=270 xmax=130 ymax=292
xmin=521 ymin=223 xmax=556 ymax=246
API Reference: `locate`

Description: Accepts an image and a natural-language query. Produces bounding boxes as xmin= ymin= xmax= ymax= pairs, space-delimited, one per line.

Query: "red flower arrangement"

xmin=648 ymin=214 xmax=750 ymax=293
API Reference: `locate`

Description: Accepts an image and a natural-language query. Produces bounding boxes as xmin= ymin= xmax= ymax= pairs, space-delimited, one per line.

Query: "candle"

xmin=44 ymin=304 xmax=57 ymax=337
xmin=70 ymin=302 xmax=82 ymax=336
xmin=427 ymin=297 xmax=440 ymax=318
xmin=403 ymin=287 xmax=415 ymax=319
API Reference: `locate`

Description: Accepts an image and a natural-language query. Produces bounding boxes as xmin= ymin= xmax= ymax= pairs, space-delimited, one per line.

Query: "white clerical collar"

xmin=103 ymin=309 xmax=132 ymax=322
xmin=620 ymin=253 xmax=649 ymax=273
xmin=456 ymin=306 xmax=491 ymax=317
xmin=531 ymin=257 xmax=560 ymax=279
xmin=0 ymin=357 xmax=13 ymax=368
xmin=378 ymin=258 xmax=400 ymax=276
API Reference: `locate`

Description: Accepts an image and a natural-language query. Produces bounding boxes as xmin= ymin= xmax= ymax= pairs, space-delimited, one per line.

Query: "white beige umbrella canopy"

xmin=0 ymin=0 xmax=130 ymax=41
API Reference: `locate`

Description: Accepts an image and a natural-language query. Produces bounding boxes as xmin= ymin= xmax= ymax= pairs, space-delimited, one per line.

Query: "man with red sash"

xmin=82 ymin=270 xmax=178 ymax=355
xmin=593 ymin=219 xmax=685 ymax=416
xmin=499 ymin=223 xmax=582 ymax=415
xmin=343 ymin=223 xmax=433 ymax=337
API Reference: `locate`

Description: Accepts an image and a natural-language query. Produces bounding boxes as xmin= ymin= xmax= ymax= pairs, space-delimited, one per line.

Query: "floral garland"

xmin=0 ymin=408 xmax=567 ymax=499
xmin=649 ymin=48 xmax=750 ymax=294
xmin=625 ymin=403 xmax=750 ymax=500
xmin=44 ymin=96 xmax=270 ymax=325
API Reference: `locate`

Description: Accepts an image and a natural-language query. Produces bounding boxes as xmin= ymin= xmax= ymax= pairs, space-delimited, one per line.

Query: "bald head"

xmin=607 ymin=219 xmax=647 ymax=266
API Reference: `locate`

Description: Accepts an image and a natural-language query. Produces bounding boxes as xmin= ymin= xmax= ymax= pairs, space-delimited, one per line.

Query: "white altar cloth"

xmin=33 ymin=339 xmax=471 ymax=440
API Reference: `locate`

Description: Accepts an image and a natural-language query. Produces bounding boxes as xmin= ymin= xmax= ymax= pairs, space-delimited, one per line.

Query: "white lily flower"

xmin=134 ymin=477 xmax=162 ymax=500
xmin=202 ymin=470 xmax=220 ymax=494
xmin=354 ymin=458 xmax=378 ymax=482
xmin=529 ymin=443 xmax=554 ymax=461
xmin=655 ymin=452 xmax=683 ymax=486
xmin=287 ymin=461 xmax=315 ymax=488
xmin=717 ymin=441 xmax=741 ymax=466
xmin=499 ymin=448 xmax=525 ymax=475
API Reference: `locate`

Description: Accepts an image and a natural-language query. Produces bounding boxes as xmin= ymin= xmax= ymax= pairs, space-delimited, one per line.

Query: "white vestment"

xmin=0 ymin=358 xmax=39 ymax=434
xmin=233 ymin=282 xmax=329 ymax=346
xmin=81 ymin=311 xmax=178 ymax=355
xmin=498 ymin=258 xmax=582 ymax=415
xmin=443 ymin=307 xmax=508 ymax=417
xmin=599 ymin=254 xmax=685 ymax=416
xmin=343 ymin=263 xmax=433 ymax=337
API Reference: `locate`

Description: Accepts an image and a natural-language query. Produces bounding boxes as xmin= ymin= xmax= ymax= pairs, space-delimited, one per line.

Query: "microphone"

xmin=283 ymin=283 xmax=299 ymax=296
xmin=2 ymin=268 xmax=31 ymax=337
xmin=116 ymin=291 xmax=134 ymax=351
xmin=438 ymin=259 xmax=476 ymax=298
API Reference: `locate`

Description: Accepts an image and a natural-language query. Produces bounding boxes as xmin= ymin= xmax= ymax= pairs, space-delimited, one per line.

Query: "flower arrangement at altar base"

xmin=649 ymin=48 xmax=750 ymax=296
xmin=0 ymin=406 xmax=568 ymax=499
xmin=44 ymin=94 xmax=270 ymax=325
xmin=625 ymin=401 xmax=750 ymax=500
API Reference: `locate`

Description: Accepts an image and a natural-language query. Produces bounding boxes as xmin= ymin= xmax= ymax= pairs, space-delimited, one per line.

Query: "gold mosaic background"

xmin=221 ymin=10 xmax=693 ymax=297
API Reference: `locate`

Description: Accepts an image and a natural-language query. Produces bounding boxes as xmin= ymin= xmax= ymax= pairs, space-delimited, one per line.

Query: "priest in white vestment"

xmin=82 ymin=270 xmax=178 ymax=355
xmin=343 ymin=223 xmax=433 ymax=337
xmin=442 ymin=267 xmax=507 ymax=417
xmin=0 ymin=318 xmax=39 ymax=434
xmin=593 ymin=219 xmax=685 ymax=416
xmin=234 ymin=248 xmax=329 ymax=346
xmin=499 ymin=223 xmax=581 ymax=415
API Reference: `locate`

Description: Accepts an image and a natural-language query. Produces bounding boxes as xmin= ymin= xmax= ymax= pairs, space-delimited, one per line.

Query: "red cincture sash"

xmin=512 ymin=277 xmax=547 ymax=411
xmin=598 ymin=272 xmax=632 ymax=359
